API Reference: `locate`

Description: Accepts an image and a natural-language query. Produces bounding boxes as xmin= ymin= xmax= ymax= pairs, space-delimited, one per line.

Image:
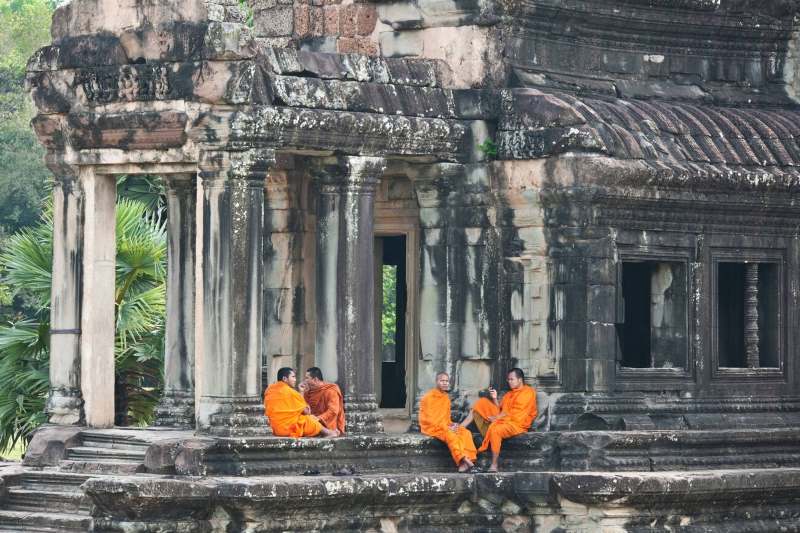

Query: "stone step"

xmin=4 ymin=488 xmax=90 ymax=514
xmin=0 ymin=510 xmax=91 ymax=532
xmin=58 ymin=459 xmax=144 ymax=475
xmin=67 ymin=446 xmax=145 ymax=462
xmin=18 ymin=471 xmax=90 ymax=493
xmin=80 ymin=431 xmax=152 ymax=451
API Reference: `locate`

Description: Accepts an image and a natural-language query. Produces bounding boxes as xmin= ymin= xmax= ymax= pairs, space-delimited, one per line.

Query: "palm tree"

xmin=0 ymin=197 xmax=166 ymax=451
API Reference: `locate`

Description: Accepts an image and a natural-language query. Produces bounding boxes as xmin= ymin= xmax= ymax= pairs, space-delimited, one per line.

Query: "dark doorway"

xmin=379 ymin=236 xmax=407 ymax=408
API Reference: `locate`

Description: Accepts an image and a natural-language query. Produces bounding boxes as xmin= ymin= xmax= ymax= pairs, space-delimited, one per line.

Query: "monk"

xmin=460 ymin=368 xmax=537 ymax=472
xmin=302 ymin=367 xmax=346 ymax=434
xmin=263 ymin=367 xmax=340 ymax=438
xmin=419 ymin=372 xmax=477 ymax=472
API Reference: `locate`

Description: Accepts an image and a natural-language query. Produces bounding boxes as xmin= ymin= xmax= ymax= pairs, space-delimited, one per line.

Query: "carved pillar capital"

xmin=199 ymin=149 xmax=277 ymax=183
xmin=312 ymin=156 xmax=386 ymax=193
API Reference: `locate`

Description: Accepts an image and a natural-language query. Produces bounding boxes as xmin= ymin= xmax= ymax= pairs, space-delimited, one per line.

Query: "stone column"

xmin=745 ymin=263 xmax=760 ymax=368
xmin=47 ymin=172 xmax=84 ymax=425
xmin=196 ymin=150 xmax=271 ymax=436
xmin=314 ymin=156 xmax=386 ymax=434
xmin=79 ymin=168 xmax=117 ymax=428
xmin=154 ymin=175 xmax=196 ymax=427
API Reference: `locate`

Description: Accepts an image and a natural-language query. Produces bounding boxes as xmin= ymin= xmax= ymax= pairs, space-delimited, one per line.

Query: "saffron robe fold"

xmin=419 ymin=388 xmax=477 ymax=466
xmin=476 ymin=385 xmax=537 ymax=454
xmin=264 ymin=381 xmax=323 ymax=437
xmin=304 ymin=382 xmax=346 ymax=434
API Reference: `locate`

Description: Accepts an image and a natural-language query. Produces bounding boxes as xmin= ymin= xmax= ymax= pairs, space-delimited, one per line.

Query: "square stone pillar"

xmin=314 ymin=156 xmax=386 ymax=434
xmin=154 ymin=175 xmax=196 ymax=428
xmin=79 ymin=168 xmax=117 ymax=428
xmin=196 ymin=150 xmax=272 ymax=436
xmin=47 ymin=171 xmax=85 ymax=425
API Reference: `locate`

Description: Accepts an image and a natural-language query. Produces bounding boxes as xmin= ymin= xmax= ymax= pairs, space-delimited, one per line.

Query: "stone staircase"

xmin=0 ymin=430 xmax=152 ymax=531
xmin=58 ymin=430 xmax=148 ymax=474
xmin=0 ymin=471 xmax=92 ymax=531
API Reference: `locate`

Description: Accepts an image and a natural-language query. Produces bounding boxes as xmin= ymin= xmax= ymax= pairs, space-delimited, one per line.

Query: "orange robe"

xmin=477 ymin=385 xmax=537 ymax=454
xmin=304 ymin=382 xmax=346 ymax=434
xmin=264 ymin=381 xmax=323 ymax=437
xmin=472 ymin=397 xmax=501 ymax=421
xmin=419 ymin=388 xmax=477 ymax=466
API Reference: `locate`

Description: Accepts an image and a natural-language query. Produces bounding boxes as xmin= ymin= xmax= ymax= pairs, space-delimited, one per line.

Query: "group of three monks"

xmin=263 ymin=366 xmax=537 ymax=472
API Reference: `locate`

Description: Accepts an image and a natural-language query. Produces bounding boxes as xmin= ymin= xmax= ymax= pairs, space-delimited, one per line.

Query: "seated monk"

xmin=264 ymin=367 xmax=340 ymax=438
xmin=301 ymin=367 xmax=345 ymax=435
xmin=460 ymin=367 xmax=537 ymax=472
xmin=419 ymin=372 xmax=477 ymax=473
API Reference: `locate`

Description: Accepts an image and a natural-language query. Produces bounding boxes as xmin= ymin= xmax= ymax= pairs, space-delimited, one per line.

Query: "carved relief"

xmin=77 ymin=64 xmax=172 ymax=104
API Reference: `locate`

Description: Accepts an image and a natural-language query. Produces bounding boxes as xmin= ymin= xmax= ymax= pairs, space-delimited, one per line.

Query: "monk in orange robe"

xmin=302 ymin=367 xmax=346 ymax=434
xmin=460 ymin=368 xmax=537 ymax=472
xmin=264 ymin=367 xmax=340 ymax=438
xmin=419 ymin=372 xmax=477 ymax=472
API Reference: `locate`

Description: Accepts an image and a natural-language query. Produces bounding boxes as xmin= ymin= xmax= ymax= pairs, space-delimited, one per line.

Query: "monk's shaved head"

xmin=435 ymin=371 xmax=449 ymax=380
xmin=508 ymin=368 xmax=524 ymax=380
xmin=306 ymin=367 xmax=324 ymax=381
xmin=277 ymin=367 xmax=295 ymax=382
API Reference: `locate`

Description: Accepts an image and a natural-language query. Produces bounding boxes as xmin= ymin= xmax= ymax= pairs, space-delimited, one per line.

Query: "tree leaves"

xmin=0 ymin=195 xmax=167 ymax=447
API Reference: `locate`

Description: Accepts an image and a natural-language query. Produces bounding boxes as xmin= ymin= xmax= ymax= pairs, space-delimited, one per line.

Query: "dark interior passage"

xmin=379 ymin=235 xmax=407 ymax=408
xmin=618 ymin=262 xmax=652 ymax=368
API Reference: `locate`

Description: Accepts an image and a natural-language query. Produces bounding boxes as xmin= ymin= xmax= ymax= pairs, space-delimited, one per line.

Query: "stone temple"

xmin=3 ymin=0 xmax=800 ymax=530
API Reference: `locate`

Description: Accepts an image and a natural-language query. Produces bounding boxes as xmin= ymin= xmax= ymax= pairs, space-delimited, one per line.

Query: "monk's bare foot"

xmin=462 ymin=458 xmax=474 ymax=469
xmin=488 ymin=463 xmax=499 ymax=472
xmin=321 ymin=428 xmax=340 ymax=438
xmin=458 ymin=462 xmax=469 ymax=473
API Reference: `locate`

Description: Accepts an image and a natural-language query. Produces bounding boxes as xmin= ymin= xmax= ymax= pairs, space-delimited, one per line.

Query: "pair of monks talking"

xmin=263 ymin=365 xmax=536 ymax=472
xmin=264 ymin=366 xmax=345 ymax=438
xmin=419 ymin=368 xmax=537 ymax=472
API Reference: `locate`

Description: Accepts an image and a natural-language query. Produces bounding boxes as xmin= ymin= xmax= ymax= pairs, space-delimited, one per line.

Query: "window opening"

xmin=717 ymin=262 xmax=779 ymax=368
xmin=617 ymin=260 xmax=688 ymax=369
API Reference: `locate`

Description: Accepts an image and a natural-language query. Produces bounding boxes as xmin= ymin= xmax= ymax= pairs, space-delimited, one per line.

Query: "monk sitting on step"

xmin=419 ymin=372 xmax=477 ymax=473
xmin=264 ymin=367 xmax=340 ymax=438
xmin=459 ymin=368 xmax=537 ymax=472
xmin=301 ymin=367 xmax=346 ymax=435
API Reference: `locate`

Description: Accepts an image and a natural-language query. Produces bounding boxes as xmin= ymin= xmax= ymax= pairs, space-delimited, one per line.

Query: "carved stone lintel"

xmin=744 ymin=263 xmax=760 ymax=369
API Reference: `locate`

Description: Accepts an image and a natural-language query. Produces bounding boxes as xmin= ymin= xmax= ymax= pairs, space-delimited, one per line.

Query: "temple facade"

xmin=31 ymin=0 xmax=800 ymax=436
xmin=9 ymin=0 xmax=800 ymax=530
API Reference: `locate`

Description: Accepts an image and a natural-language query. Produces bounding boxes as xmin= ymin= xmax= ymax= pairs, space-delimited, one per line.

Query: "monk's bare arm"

xmin=459 ymin=410 xmax=474 ymax=428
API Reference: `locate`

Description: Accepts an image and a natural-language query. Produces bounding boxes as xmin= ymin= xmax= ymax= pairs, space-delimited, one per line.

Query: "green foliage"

xmin=0 ymin=197 xmax=167 ymax=448
xmin=0 ymin=0 xmax=54 ymax=239
xmin=381 ymin=265 xmax=397 ymax=347
xmin=477 ymin=138 xmax=498 ymax=160
xmin=237 ymin=0 xmax=255 ymax=28
xmin=0 ymin=0 xmax=54 ymax=82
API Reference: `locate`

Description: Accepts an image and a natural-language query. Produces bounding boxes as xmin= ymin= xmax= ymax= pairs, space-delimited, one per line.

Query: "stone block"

xmin=356 ymin=5 xmax=378 ymax=36
xmin=23 ymin=426 xmax=83 ymax=467
xmin=587 ymin=284 xmax=616 ymax=323
xmin=379 ymin=30 xmax=423 ymax=58
xmin=337 ymin=36 xmax=378 ymax=56
xmin=340 ymin=4 xmax=359 ymax=37
xmin=323 ymin=5 xmax=340 ymax=35
xmin=377 ymin=2 xmax=423 ymax=30
xmin=310 ymin=6 xmax=325 ymax=37
xmin=255 ymin=7 xmax=294 ymax=37
xmin=294 ymin=4 xmax=311 ymax=38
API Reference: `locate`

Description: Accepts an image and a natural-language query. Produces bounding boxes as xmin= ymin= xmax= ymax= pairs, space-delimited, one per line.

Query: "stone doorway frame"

xmin=375 ymin=215 xmax=420 ymax=418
